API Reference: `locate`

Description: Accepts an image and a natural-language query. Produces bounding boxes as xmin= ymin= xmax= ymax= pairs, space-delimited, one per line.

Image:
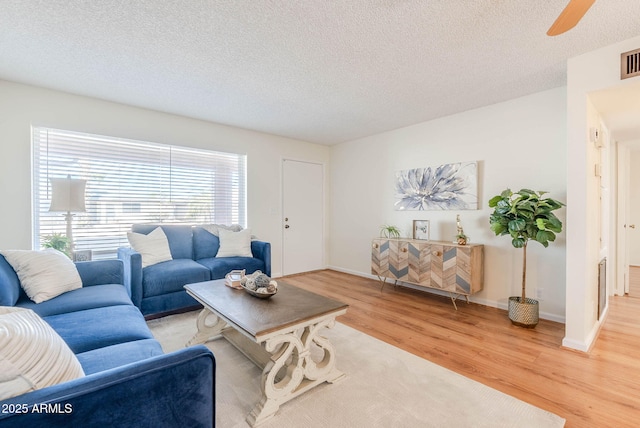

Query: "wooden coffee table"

xmin=184 ymin=279 xmax=348 ymax=427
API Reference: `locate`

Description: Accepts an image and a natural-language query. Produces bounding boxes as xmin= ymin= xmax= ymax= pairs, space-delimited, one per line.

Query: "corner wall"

xmin=565 ymin=35 xmax=640 ymax=351
xmin=0 ymin=80 xmax=331 ymax=278
xmin=329 ymin=87 xmax=567 ymax=320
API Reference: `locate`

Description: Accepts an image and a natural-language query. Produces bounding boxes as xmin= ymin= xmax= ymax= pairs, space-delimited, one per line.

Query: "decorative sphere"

xmin=254 ymin=274 xmax=271 ymax=288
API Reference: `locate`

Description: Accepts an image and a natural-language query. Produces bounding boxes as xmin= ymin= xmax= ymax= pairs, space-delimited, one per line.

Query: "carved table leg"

xmin=186 ymin=308 xmax=227 ymax=346
xmin=302 ymin=318 xmax=345 ymax=384
xmin=246 ymin=318 xmax=344 ymax=427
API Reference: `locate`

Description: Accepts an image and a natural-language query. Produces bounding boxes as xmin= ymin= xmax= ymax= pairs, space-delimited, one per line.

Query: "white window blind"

xmin=33 ymin=127 xmax=246 ymax=259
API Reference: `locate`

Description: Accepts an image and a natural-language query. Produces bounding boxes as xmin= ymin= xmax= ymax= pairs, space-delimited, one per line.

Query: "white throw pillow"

xmin=0 ymin=249 xmax=82 ymax=304
xmin=201 ymin=223 xmax=243 ymax=236
xmin=0 ymin=306 xmax=85 ymax=400
xmin=217 ymin=228 xmax=253 ymax=258
xmin=127 ymin=227 xmax=173 ymax=268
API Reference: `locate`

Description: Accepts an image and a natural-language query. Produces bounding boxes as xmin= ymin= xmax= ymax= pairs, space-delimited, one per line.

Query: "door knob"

xmin=285 ymin=225 xmax=290 ymax=229
xmin=631 ymin=224 xmax=636 ymax=229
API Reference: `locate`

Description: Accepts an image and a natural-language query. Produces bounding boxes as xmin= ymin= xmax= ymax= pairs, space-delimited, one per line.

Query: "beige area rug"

xmin=148 ymin=311 xmax=565 ymax=428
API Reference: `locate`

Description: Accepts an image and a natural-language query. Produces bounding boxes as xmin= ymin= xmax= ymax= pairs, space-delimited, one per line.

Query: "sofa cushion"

xmin=217 ymin=228 xmax=252 ymax=257
xmin=0 ymin=249 xmax=82 ymax=303
xmin=0 ymin=307 xmax=85 ymax=400
xmin=142 ymin=259 xmax=210 ymax=298
xmin=127 ymin=227 xmax=173 ymax=268
xmin=16 ymin=284 xmax=133 ymax=318
xmin=197 ymin=256 xmax=266 ymax=280
xmin=0 ymin=255 xmax=21 ymax=306
xmin=192 ymin=226 xmax=221 ymax=260
xmin=76 ymin=339 xmax=164 ymax=375
xmin=44 ymin=305 xmax=154 ymax=354
xmin=131 ymin=224 xmax=194 ymax=260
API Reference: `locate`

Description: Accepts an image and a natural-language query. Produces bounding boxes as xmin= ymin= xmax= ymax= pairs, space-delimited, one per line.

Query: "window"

xmin=33 ymin=127 xmax=246 ymax=258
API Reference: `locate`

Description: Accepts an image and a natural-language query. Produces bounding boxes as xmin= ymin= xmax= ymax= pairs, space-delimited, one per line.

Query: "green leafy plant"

xmin=380 ymin=224 xmax=401 ymax=239
xmin=488 ymin=189 xmax=564 ymax=302
xmin=41 ymin=233 xmax=71 ymax=258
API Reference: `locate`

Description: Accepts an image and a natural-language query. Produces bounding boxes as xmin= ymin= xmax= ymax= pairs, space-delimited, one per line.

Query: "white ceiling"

xmin=1 ymin=1 xmax=640 ymax=145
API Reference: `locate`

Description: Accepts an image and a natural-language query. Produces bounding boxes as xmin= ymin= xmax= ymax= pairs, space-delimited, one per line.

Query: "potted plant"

xmin=380 ymin=224 xmax=401 ymax=239
xmin=488 ymin=189 xmax=564 ymax=328
xmin=42 ymin=233 xmax=71 ymax=258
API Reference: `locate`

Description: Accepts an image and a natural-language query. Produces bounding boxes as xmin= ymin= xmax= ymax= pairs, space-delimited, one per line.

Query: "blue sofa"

xmin=0 ymin=255 xmax=215 ymax=428
xmin=118 ymin=224 xmax=271 ymax=317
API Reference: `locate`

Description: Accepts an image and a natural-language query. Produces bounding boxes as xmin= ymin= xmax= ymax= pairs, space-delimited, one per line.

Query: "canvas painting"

xmin=394 ymin=161 xmax=478 ymax=210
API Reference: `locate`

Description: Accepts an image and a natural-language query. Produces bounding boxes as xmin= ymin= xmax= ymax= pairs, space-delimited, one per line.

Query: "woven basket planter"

xmin=508 ymin=297 xmax=539 ymax=328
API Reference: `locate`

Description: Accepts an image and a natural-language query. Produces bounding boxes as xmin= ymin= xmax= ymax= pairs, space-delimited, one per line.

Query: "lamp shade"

xmin=49 ymin=177 xmax=87 ymax=213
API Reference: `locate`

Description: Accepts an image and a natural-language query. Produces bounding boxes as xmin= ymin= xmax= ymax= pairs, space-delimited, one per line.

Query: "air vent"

xmin=621 ymin=48 xmax=640 ymax=80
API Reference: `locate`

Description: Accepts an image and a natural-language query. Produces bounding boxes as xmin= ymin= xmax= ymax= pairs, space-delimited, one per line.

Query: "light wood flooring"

xmin=629 ymin=265 xmax=640 ymax=298
xmin=283 ymin=269 xmax=640 ymax=428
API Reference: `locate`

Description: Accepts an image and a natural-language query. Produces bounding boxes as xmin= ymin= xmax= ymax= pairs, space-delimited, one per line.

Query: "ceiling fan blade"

xmin=547 ymin=0 xmax=596 ymax=36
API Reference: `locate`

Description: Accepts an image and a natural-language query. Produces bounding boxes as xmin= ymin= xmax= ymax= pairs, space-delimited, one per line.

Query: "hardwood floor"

xmin=629 ymin=265 xmax=640 ymax=298
xmin=283 ymin=270 xmax=640 ymax=427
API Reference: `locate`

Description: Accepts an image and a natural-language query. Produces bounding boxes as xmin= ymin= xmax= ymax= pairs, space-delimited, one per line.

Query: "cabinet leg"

xmin=449 ymin=293 xmax=458 ymax=310
xmin=448 ymin=293 xmax=470 ymax=311
xmin=378 ymin=276 xmax=399 ymax=291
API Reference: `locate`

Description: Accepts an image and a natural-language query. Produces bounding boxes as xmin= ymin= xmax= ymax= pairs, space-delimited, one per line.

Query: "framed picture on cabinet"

xmin=73 ymin=250 xmax=92 ymax=262
xmin=413 ymin=220 xmax=430 ymax=240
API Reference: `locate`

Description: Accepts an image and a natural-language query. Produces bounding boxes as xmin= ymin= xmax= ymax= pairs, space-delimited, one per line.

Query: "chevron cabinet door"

xmin=430 ymin=245 xmax=444 ymax=290
xmin=453 ymin=246 xmax=473 ymax=294
xmin=436 ymin=244 xmax=483 ymax=294
xmin=371 ymin=238 xmax=390 ymax=277
xmin=388 ymin=239 xmax=409 ymax=280
xmin=407 ymin=241 xmax=430 ymax=285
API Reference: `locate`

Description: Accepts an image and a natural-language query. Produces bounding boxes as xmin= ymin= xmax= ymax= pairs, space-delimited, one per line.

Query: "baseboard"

xmin=561 ymin=337 xmax=590 ymax=352
xmin=326 ymin=265 xmax=566 ymax=323
xmin=562 ymin=308 xmax=608 ymax=352
xmin=327 ymin=265 xmax=378 ymax=280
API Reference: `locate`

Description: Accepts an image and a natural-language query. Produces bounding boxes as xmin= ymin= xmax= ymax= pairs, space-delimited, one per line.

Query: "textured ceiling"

xmin=1 ymin=1 xmax=640 ymax=145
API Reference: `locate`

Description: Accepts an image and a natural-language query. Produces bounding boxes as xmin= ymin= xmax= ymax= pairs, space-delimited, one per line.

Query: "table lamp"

xmin=49 ymin=175 xmax=87 ymax=252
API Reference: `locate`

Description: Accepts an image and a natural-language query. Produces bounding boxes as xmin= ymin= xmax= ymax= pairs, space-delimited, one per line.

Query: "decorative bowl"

xmin=241 ymin=284 xmax=277 ymax=299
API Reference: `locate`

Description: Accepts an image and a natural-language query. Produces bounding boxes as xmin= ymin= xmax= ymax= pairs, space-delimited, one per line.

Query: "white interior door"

xmin=616 ymin=143 xmax=630 ymax=296
xmin=627 ymin=150 xmax=640 ymax=296
xmin=282 ymin=159 xmax=324 ymax=275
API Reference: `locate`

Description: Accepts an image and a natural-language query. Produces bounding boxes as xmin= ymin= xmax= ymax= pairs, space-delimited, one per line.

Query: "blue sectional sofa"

xmin=0 ymin=255 xmax=215 ymax=428
xmin=118 ymin=224 xmax=271 ymax=317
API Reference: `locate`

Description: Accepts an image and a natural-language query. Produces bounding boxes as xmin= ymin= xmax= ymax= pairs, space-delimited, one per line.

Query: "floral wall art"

xmin=394 ymin=161 xmax=478 ymax=210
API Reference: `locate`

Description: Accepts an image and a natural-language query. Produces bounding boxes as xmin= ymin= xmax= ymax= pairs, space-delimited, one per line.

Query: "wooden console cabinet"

xmin=371 ymin=238 xmax=483 ymax=309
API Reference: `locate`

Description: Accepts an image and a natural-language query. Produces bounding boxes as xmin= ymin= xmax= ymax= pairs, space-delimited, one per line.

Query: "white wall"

xmin=0 ymin=80 xmax=331 ymax=278
xmin=565 ymin=35 xmax=640 ymax=351
xmin=329 ymin=87 xmax=567 ymax=320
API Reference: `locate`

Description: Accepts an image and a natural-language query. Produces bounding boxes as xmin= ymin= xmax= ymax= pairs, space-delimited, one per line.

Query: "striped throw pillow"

xmin=0 ymin=306 xmax=85 ymax=400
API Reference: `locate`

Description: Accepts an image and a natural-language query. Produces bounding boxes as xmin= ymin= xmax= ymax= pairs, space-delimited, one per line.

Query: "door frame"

xmin=280 ymin=157 xmax=326 ymax=276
